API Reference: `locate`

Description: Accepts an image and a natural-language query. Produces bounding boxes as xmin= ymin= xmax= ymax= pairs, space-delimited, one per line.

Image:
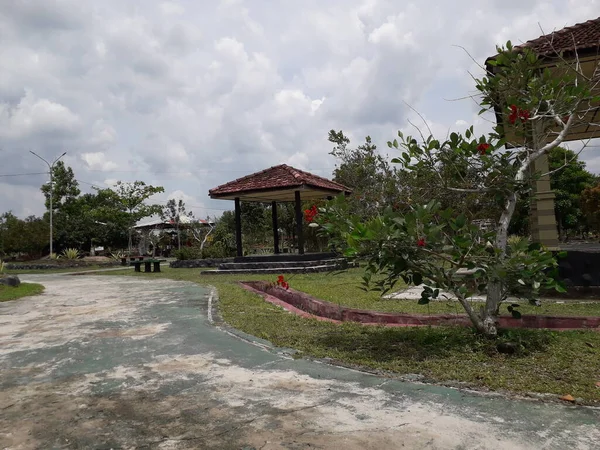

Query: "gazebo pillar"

xmin=234 ymin=197 xmax=243 ymax=257
xmin=294 ymin=191 xmax=304 ymax=255
xmin=271 ymin=201 xmax=280 ymax=254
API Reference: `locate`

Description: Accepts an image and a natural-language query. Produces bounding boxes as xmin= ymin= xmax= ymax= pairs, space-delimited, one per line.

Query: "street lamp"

xmin=30 ymin=151 xmax=67 ymax=257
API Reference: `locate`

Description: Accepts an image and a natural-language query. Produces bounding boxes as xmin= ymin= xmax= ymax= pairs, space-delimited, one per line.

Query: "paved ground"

xmin=1 ymin=275 xmax=599 ymax=449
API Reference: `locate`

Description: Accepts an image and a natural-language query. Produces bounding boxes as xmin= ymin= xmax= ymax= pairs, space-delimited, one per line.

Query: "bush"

xmin=61 ymin=248 xmax=81 ymax=260
xmin=174 ymin=246 xmax=202 ymax=260
xmin=201 ymin=243 xmax=231 ymax=259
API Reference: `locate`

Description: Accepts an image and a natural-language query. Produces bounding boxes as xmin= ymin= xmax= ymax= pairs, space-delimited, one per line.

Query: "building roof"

xmin=517 ymin=17 xmax=600 ymax=56
xmin=134 ymin=218 xmax=214 ymax=229
xmin=209 ymin=164 xmax=351 ymax=202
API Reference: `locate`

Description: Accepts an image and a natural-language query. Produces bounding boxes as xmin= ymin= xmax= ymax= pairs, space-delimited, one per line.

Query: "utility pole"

xmin=30 ymin=151 xmax=67 ymax=257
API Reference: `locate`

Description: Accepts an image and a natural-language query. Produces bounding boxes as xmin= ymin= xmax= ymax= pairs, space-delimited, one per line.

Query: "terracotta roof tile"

xmin=517 ymin=17 xmax=600 ymax=56
xmin=209 ymin=164 xmax=351 ymax=197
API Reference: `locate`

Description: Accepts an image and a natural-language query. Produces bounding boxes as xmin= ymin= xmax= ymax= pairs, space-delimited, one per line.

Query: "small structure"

xmin=209 ymin=164 xmax=351 ymax=257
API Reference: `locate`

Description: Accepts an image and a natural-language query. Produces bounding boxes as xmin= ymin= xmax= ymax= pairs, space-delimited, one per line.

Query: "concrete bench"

xmin=129 ymin=259 xmax=167 ymax=273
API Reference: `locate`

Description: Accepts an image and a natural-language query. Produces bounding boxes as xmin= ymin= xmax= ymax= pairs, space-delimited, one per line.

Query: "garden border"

xmin=241 ymin=281 xmax=600 ymax=330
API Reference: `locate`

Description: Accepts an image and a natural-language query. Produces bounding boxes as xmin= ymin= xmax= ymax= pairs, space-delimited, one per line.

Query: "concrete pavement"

xmin=0 ymin=275 xmax=598 ymax=449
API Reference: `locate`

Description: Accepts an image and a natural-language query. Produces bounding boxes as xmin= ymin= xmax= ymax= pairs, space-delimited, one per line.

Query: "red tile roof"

xmin=517 ymin=17 xmax=600 ymax=56
xmin=209 ymin=164 xmax=351 ymax=197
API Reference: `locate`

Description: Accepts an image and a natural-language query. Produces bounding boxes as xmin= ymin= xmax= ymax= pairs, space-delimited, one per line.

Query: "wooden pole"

xmin=234 ymin=197 xmax=243 ymax=257
xmin=294 ymin=191 xmax=304 ymax=255
xmin=271 ymin=201 xmax=280 ymax=254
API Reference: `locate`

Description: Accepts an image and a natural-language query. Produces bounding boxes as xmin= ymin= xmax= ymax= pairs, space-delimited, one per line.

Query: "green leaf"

xmin=418 ymin=295 xmax=430 ymax=305
xmin=511 ymin=310 xmax=522 ymax=319
xmin=413 ymin=272 xmax=423 ymax=285
xmin=455 ymin=214 xmax=466 ymax=229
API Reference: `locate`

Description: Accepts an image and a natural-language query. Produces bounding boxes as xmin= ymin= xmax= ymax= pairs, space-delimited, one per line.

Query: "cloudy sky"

xmin=1 ymin=0 xmax=599 ymax=219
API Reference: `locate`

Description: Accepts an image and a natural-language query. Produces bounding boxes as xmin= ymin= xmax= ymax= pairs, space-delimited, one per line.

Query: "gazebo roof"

xmin=516 ymin=17 xmax=600 ymax=56
xmin=209 ymin=164 xmax=351 ymax=202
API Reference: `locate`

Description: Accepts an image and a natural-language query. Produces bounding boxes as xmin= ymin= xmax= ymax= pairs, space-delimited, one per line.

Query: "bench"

xmin=129 ymin=259 xmax=166 ymax=273
xmin=121 ymin=256 xmax=147 ymax=266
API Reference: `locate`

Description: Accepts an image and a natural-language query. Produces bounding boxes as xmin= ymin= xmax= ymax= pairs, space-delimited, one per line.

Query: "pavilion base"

xmin=233 ymin=252 xmax=337 ymax=263
xmin=200 ymin=252 xmax=349 ymax=275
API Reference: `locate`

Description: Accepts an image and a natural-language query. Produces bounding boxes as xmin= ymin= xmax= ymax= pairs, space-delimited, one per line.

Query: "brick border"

xmin=240 ymin=281 xmax=600 ymax=330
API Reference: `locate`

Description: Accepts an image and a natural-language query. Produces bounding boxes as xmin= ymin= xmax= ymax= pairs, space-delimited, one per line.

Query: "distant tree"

xmin=0 ymin=212 xmax=48 ymax=258
xmin=162 ymin=199 xmax=193 ymax=250
xmin=329 ymin=130 xmax=402 ymax=219
xmin=548 ymin=147 xmax=596 ymax=239
xmin=581 ymin=183 xmax=600 ymax=235
xmin=509 ymin=147 xmax=595 ymax=239
xmin=40 ymin=161 xmax=80 ymax=211
xmin=110 ymin=181 xmax=165 ymax=255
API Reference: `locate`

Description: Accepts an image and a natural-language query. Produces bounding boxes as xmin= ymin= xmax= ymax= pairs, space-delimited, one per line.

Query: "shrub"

xmin=174 ymin=246 xmax=202 ymax=260
xmin=61 ymin=248 xmax=80 ymax=260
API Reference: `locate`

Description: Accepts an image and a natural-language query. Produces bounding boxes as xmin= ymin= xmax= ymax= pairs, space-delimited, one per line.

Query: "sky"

xmin=1 ymin=0 xmax=599 ymax=219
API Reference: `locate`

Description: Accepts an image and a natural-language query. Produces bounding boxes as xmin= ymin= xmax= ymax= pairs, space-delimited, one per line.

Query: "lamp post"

xmin=30 ymin=151 xmax=67 ymax=257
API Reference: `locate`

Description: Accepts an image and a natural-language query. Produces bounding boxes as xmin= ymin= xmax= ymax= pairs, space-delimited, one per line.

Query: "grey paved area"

xmin=0 ymin=275 xmax=598 ymax=449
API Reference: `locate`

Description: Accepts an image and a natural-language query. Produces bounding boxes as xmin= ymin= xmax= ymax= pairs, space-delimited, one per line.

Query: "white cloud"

xmin=0 ymin=0 xmax=598 ymax=218
xmin=80 ymin=152 xmax=119 ymax=172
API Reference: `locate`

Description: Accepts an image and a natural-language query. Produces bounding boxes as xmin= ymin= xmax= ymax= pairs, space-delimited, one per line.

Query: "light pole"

xmin=30 ymin=151 xmax=67 ymax=257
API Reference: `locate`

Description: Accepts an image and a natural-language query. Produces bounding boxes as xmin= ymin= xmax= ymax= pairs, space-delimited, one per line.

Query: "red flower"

xmin=304 ymin=205 xmax=318 ymax=223
xmin=276 ymin=276 xmax=290 ymax=290
xmin=417 ymin=238 xmax=426 ymax=247
xmin=477 ymin=143 xmax=491 ymax=155
xmin=508 ymin=105 xmax=530 ymax=124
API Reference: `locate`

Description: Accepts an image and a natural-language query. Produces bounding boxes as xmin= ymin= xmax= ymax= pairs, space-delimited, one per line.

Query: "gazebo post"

xmin=234 ymin=197 xmax=243 ymax=257
xmin=294 ymin=191 xmax=304 ymax=255
xmin=271 ymin=201 xmax=280 ymax=254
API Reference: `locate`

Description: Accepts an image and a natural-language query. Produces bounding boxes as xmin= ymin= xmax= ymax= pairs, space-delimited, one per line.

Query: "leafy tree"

xmin=40 ymin=161 xmax=80 ymax=211
xmin=581 ymin=183 xmax=600 ymax=234
xmin=509 ymin=147 xmax=595 ymax=239
xmin=548 ymin=147 xmax=596 ymax=239
xmin=0 ymin=212 xmax=48 ymax=258
xmin=319 ymin=42 xmax=597 ymax=337
xmin=329 ymin=131 xmax=402 ymax=219
xmin=109 ymin=181 xmax=165 ymax=254
xmin=161 ymin=198 xmax=193 ymax=250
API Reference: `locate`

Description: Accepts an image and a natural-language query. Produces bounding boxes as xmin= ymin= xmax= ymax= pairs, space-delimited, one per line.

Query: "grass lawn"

xmin=0 ymin=282 xmax=45 ymax=302
xmin=97 ymin=267 xmax=600 ymax=403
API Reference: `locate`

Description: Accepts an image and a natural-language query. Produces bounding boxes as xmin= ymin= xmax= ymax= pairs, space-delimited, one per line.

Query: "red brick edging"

xmin=240 ymin=281 xmax=600 ymax=330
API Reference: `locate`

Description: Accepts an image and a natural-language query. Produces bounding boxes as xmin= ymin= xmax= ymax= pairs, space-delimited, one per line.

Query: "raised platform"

xmin=201 ymin=252 xmax=346 ymax=275
xmin=233 ymin=252 xmax=337 ymax=263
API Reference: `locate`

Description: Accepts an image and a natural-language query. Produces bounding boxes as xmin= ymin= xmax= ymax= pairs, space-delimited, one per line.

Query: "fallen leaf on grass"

xmin=585 ymin=342 xmax=594 ymax=348
xmin=595 ymin=382 xmax=600 ymax=388
xmin=560 ymin=394 xmax=575 ymax=402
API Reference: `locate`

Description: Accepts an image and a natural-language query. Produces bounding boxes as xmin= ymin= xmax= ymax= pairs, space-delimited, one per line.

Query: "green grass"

xmin=0 ymin=282 xmax=45 ymax=302
xmin=97 ymin=267 xmax=600 ymax=403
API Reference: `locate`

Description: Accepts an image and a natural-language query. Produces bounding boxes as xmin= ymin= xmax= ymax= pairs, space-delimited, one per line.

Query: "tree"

xmin=162 ymin=199 xmax=193 ymax=250
xmin=548 ymin=147 xmax=595 ymax=239
xmin=40 ymin=161 xmax=80 ymax=211
xmin=581 ymin=183 xmax=600 ymax=234
xmin=319 ymin=42 xmax=597 ymax=337
xmin=329 ymin=131 xmax=402 ymax=219
xmin=110 ymin=181 xmax=165 ymax=255
xmin=510 ymin=147 xmax=595 ymax=239
xmin=0 ymin=212 xmax=48 ymax=257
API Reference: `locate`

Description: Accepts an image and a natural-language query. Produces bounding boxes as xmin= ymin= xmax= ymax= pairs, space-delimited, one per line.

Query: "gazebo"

xmin=209 ymin=164 xmax=351 ymax=257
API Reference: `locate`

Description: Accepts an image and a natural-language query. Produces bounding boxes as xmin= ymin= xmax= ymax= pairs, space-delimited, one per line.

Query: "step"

xmin=218 ymin=259 xmax=347 ymax=270
xmin=233 ymin=252 xmax=337 ymax=263
xmin=200 ymin=264 xmax=340 ymax=275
